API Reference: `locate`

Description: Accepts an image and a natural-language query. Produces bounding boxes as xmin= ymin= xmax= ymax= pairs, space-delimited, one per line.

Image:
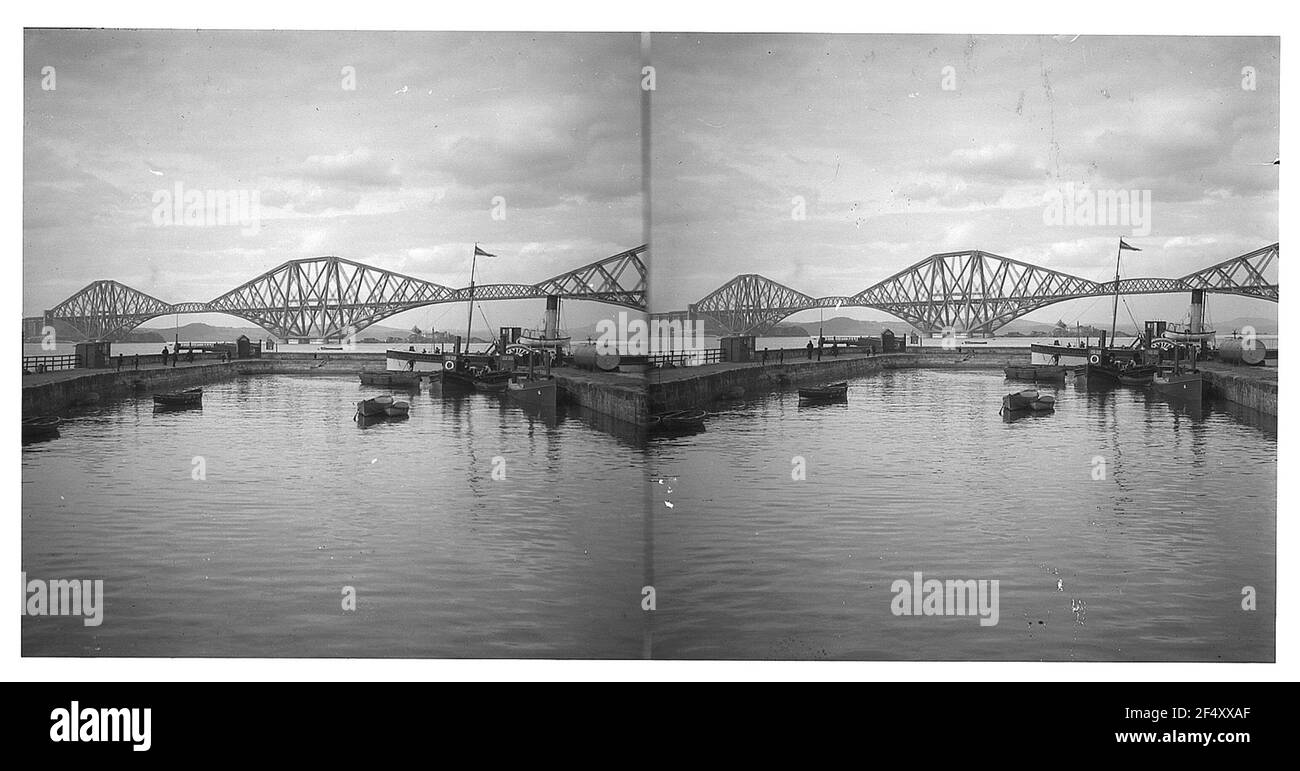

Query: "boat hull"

xmin=473 ymin=371 xmax=513 ymax=392
xmin=654 ymin=409 xmax=707 ymax=432
xmin=386 ymin=349 xmax=451 ymax=373
xmin=1080 ymin=362 xmax=1158 ymax=385
xmin=22 ymin=416 xmax=62 ymax=438
xmin=517 ymin=335 xmax=571 ymax=349
xmin=1029 ymin=395 xmax=1056 ymax=411
xmin=1029 ymin=344 xmax=1093 ymax=367
xmin=1153 ymin=373 xmax=1205 ymax=402
xmin=153 ymin=388 xmax=202 ymax=407
xmin=356 ymin=395 xmax=394 ymax=417
xmin=439 ymin=369 xmax=473 ymax=390
xmin=798 ymin=382 xmax=849 ymax=400
xmin=360 ymin=371 xmax=422 ymax=388
xmin=1004 ymin=365 xmax=1067 ymax=381
xmin=505 ymin=379 xmax=557 ymax=409
xmin=1116 ymin=373 xmax=1153 ymax=386
xmin=1002 ymin=389 xmax=1038 ymax=412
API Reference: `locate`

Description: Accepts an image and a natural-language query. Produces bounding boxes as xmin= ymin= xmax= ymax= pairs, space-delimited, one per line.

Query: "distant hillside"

xmin=30 ymin=310 xmax=1277 ymax=343
xmin=135 ymin=321 xmax=458 ymax=343
xmin=1212 ymin=317 xmax=1277 ymax=334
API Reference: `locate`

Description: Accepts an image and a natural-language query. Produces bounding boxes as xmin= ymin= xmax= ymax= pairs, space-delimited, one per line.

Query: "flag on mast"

xmin=474 ymin=245 xmax=497 ymax=258
xmin=1119 ymin=239 xmax=1141 ymax=251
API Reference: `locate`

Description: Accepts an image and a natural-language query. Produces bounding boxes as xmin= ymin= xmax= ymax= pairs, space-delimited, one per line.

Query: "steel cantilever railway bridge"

xmin=31 ymin=242 xmax=1279 ymax=340
xmin=684 ymin=243 xmax=1279 ymax=336
xmin=34 ymin=245 xmax=648 ymax=341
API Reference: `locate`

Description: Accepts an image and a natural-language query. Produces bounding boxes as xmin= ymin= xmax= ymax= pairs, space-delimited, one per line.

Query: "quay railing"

xmin=22 ymin=354 xmax=81 ymax=373
xmin=649 ymin=349 xmax=724 ymax=367
xmin=646 ymin=344 xmax=887 ymax=368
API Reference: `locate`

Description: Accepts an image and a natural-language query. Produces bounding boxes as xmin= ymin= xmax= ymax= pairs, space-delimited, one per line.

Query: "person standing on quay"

xmin=806 ymin=340 xmax=814 ymax=360
xmin=161 ymin=346 xmax=169 ymax=367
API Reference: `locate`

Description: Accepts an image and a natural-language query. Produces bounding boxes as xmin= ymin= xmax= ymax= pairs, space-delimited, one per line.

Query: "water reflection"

xmin=648 ymin=368 xmax=1275 ymax=661
xmin=22 ymin=374 xmax=647 ymax=658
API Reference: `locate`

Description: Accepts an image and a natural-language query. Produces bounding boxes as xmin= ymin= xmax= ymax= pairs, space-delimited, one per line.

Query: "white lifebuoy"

xmin=1088 ymin=353 xmax=1101 ymax=365
xmin=443 ymin=359 xmax=455 ymax=371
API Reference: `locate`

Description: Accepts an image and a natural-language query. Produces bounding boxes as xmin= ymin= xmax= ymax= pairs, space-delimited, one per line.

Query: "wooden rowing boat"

xmin=356 ymin=395 xmax=393 ymax=417
xmin=22 ymin=416 xmax=62 ymax=438
xmin=1001 ymin=389 xmax=1038 ymax=412
xmin=153 ymin=388 xmax=202 ymax=407
xmin=656 ymin=409 xmax=707 ymax=431
xmin=1116 ymin=372 xmax=1153 ymax=387
xmin=1029 ymin=394 xmax=1056 ymax=411
xmin=473 ymin=371 xmax=513 ymax=392
xmin=798 ymin=382 xmax=848 ymax=400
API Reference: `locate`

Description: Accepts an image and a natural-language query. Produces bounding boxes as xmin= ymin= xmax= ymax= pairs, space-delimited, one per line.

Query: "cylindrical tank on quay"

xmin=1218 ymin=337 xmax=1267 ymax=366
xmin=571 ymin=343 xmax=620 ymax=371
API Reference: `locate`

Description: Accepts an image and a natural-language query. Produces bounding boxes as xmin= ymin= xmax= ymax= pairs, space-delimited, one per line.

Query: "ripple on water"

xmin=23 ymin=375 xmax=648 ymax=658
xmin=648 ymin=368 xmax=1275 ymax=661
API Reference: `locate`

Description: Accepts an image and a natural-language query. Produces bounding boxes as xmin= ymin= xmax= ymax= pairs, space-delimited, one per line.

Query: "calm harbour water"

xmin=646 ymin=368 xmax=1275 ymax=661
xmin=22 ymin=374 xmax=648 ymax=657
xmin=22 ymin=368 xmax=1275 ymax=660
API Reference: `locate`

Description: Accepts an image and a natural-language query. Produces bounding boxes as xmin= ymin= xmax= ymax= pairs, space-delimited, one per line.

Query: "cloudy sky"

xmin=650 ymin=34 xmax=1279 ymax=329
xmin=24 ymin=30 xmax=642 ymax=334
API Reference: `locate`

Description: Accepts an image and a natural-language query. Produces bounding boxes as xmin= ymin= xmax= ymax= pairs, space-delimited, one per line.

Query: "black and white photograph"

xmin=21 ymin=30 xmax=651 ymax=658
xmin=645 ymin=33 xmax=1278 ymax=660
xmin=15 ymin=21 xmax=1284 ymax=672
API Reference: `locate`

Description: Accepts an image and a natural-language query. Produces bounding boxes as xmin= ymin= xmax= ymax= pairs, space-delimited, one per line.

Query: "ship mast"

xmin=465 ymin=243 xmax=479 ymax=353
xmin=1109 ymin=238 xmax=1123 ymax=347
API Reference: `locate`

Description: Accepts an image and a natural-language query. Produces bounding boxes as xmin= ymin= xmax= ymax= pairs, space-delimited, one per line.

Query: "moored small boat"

xmin=384 ymin=400 xmax=410 ymax=417
xmin=1116 ymin=371 xmax=1153 ymax=387
xmin=153 ymin=388 xmax=202 ymax=407
xmin=439 ymin=367 xmax=478 ymax=393
xmin=656 ymin=409 xmax=707 ymax=431
xmin=1029 ymin=394 xmax=1056 ymax=411
xmin=1001 ymin=388 xmax=1038 ymax=412
xmin=22 ymin=416 xmax=62 ymax=439
xmin=518 ymin=330 xmax=571 ymax=348
xmin=354 ymin=412 xmax=386 ymax=428
xmin=798 ymin=382 xmax=849 ymax=401
xmin=505 ymin=376 xmax=557 ymax=410
xmin=1152 ymin=371 xmax=1205 ymax=403
xmin=356 ymin=395 xmax=394 ymax=417
xmin=473 ymin=371 xmax=513 ymax=392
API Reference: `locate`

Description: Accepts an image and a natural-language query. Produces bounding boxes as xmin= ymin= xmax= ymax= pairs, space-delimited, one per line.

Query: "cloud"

xmin=932 ymin=142 xmax=1047 ymax=183
xmin=23 ymin=30 xmax=643 ymax=322
xmin=649 ymin=33 xmax=1278 ymax=326
xmin=296 ymin=148 xmax=401 ymax=188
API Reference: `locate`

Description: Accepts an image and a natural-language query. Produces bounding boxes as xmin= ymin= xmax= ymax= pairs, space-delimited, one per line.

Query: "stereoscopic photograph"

xmin=22 ymin=30 xmax=1277 ymax=661
xmin=22 ymin=30 xmax=650 ymax=658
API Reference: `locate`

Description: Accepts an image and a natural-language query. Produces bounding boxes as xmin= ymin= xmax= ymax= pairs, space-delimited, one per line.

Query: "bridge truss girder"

xmin=42 ymin=245 xmax=649 ymax=341
xmin=688 ymin=244 xmax=1279 ymax=336
xmin=206 ymin=256 xmax=456 ymax=340
xmin=45 ymin=280 xmax=177 ymax=342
